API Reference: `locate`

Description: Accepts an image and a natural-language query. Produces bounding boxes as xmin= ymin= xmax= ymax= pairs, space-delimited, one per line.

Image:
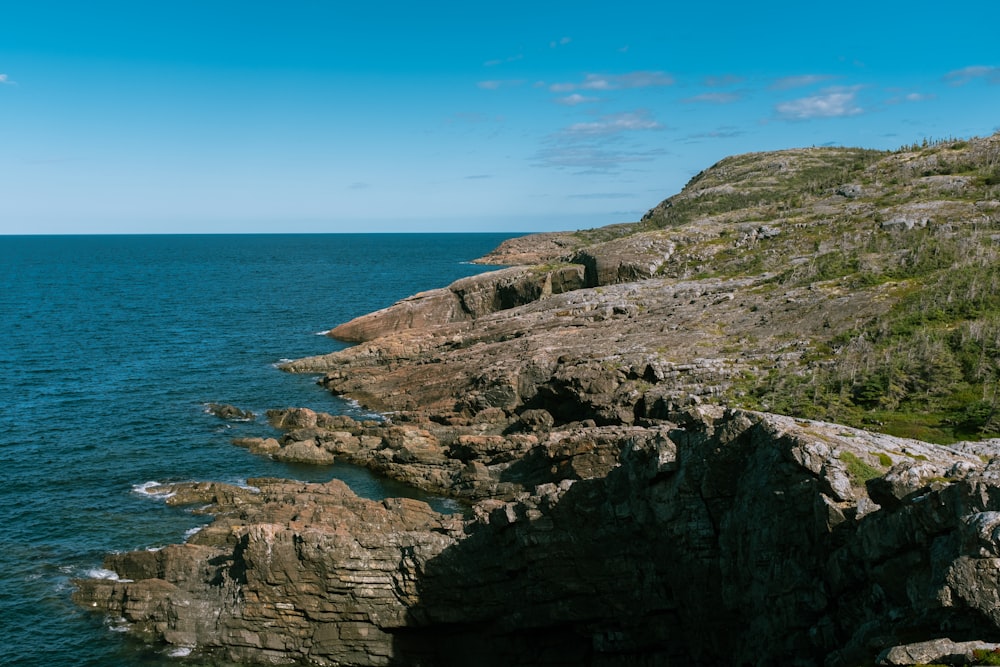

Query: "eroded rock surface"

xmin=76 ymin=135 xmax=1000 ymax=666
xmin=76 ymin=409 xmax=1000 ymax=666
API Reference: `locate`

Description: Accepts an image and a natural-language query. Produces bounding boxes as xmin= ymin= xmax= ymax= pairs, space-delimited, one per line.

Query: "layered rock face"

xmin=76 ymin=407 xmax=1000 ymax=666
xmin=76 ymin=135 xmax=1000 ymax=666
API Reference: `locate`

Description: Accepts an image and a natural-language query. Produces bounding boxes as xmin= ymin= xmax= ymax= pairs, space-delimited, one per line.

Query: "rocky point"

xmin=76 ymin=134 xmax=1000 ymax=666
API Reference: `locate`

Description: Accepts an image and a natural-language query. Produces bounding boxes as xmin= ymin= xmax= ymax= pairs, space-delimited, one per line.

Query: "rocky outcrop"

xmin=282 ymin=273 xmax=888 ymax=420
xmin=75 ymin=408 xmax=1000 ymax=666
xmin=570 ymin=231 xmax=676 ymax=286
xmin=76 ymin=133 xmax=1000 ymax=666
xmin=207 ymin=403 xmax=256 ymax=421
xmin=469 ymin=231 xmax=585 ymax=266
xmin=326 ymin=265 xmax=586 ymax=343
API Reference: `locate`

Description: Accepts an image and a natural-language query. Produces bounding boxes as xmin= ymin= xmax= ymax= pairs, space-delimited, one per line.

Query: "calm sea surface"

xmin=0 ymin=233 xmax=517 ymax=666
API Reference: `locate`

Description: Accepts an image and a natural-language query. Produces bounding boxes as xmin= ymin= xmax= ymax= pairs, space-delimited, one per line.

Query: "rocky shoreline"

xmin=76 ymin=136 xmax=1000 ymax=666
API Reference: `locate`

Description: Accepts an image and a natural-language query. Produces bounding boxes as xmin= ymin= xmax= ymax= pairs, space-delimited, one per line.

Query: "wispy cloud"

xmin=536 ymin=110 xmax=666 ymax=173
xmin=563 ymin=110 xmax=662 ymax=136
xmin=704 ymin=74 xmax=743 ymax=87
xmin=884 ymin=91 xmax=936 ymax=105
xmin=464 ymin=174 xmax=492 ymax=180
xmin=349 ymin=182 xmax=370 ymax=190
xmin=776 ymin=86 xmax=864 ymax=120
xmin=0 ymin=73 xmax=15 ymax=85
xmin=484 ymin=54 xmax=523 ymax=67
xmin=770 ymin=74 xmax=834 ymax=90
xmin=554 ymin=93 xmax=601 ymax=106
xmin=682 ymin=92 xmax=743 ymax=105
xmin=477 ymin=79 xmax=524 ymax=90
xmin=550 ymin=36 xmax=572 ymax=48
xmin=534 ymin=144 xmax=665 ymax=173
xmin=683 ymin=127 xmax=746 ymax=142
xmin=550 ymin=70 xmax=674 ymax=93
xmin=945 ymin=65 xmax=1000 ymax=86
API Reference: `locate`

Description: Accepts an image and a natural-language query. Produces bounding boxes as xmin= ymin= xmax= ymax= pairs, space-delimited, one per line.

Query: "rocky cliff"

xmin=76 ymin=134 xmax=1000 ymax=666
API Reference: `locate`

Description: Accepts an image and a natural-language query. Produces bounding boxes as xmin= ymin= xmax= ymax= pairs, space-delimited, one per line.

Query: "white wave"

xmin=183 ymin=526 xmax=203 ymax=540
xmin=107 ymin=617 xmax=130 ymax=633
xmin=167 ymin=646 xmax=194 ymax=658
xmin=314 ymin=329 xmax=331 ymax=336
xmin=86 ymin=568 xmax=132 ymax=583
xmin=434 ymin=498 xmax=467 ymax=515
xmin=342 ymin=397 xmax=385 ymax=421
xmin=229 ymin=478 xmax=261 ymax=493
xmin=132 ymin=481 xmax=176 ymax=500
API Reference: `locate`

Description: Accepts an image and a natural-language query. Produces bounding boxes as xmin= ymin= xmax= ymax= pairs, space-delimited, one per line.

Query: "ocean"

xmin=0 ymin=233 xmax=517 ymax=666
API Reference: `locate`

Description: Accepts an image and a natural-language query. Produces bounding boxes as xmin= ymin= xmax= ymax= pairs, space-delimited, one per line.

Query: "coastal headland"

xmin=76 ymin=134 xmax=1000 ymax=666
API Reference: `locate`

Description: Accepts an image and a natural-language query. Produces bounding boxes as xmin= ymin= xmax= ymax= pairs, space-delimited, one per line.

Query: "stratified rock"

xmin=322 ymin=265 xmax=586 ymax=343
xmin=77 ymin=410 xmax=1000 ymax=666
xmin=76 ymin=479 xmax=463 ymax=666
xmin=77 ymin=133 xmax=1000 ymax=666
xmin=878 ymin=638 xmax=1000 ymax=665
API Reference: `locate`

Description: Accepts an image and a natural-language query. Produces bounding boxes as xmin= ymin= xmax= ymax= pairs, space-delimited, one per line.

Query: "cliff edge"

xmin=76 ymin=134 xmax=1000 ymax=666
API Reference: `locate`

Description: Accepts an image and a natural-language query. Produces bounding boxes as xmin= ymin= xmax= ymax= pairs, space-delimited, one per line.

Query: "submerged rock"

xmin=206 ymin=403 xmax=255 ymax=421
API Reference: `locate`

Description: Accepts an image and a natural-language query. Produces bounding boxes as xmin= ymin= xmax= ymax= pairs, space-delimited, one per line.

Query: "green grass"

xmin=839 ymin=451 xmax=883 ymax=484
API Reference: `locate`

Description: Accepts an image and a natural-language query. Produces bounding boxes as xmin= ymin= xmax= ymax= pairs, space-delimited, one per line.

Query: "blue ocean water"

xmin=0 ymin=233 xmax=516 ymax=666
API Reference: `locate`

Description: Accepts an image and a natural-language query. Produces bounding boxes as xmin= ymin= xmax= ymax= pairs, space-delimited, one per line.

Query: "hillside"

xmin=477 ymin=134 xmax=1000 ymax=443
xmin=75 ymin=133 xmax=1000 ymax=667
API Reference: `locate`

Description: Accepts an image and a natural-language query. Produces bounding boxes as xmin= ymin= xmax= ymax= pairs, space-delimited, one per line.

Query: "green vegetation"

xmin=839 ymin=452 xmax=883 ymax=484
xmin=744 ymin=230 xmax=1000 ymax=442
xmin=973 ymin=648 xmax=1000 ymax=666
xmin=642 ymin=133 xmax=1000 ymax=443
xmin=553 ymin=133 xmax=1000 ymax=443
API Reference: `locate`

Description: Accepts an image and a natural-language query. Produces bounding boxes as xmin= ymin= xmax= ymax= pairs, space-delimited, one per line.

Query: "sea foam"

xmin=132 ymin=481 xmax=176 ymax=500
xmin=86 ymin=568 xmax=132 ymax=583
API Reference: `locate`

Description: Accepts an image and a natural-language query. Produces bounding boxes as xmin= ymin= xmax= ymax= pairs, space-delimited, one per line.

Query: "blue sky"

xmin=2 ymin=1 xmax=998 ymax=234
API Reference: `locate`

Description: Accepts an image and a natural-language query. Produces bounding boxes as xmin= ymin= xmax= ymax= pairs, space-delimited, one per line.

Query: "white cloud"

xmin=945 ymin=65 xmax=1000 ymax=86
xmin=0 ymin=73 xmax=14 ymax=85
xmin=682 ymin=92 xmax=742 ymax=104
xmin=534 ymin=144 xmax=664 ymax=172
xmin=555 ymin=93 xmax=600 ymax=106
xmin=776 ymin=87 xmax=864 ymax=120
xmin=477 ymin=79 xmax=524 ymax=90
xmin=550 ymin=36 xmax=571 ymax=48
xmin=550 ymin=70 xmax=674 ymax=93
xmin=683 ymin=127 xmax=745 ymax=142
xmin=582 ymin=71 xmax=674 ymax=90
xmin=770 ymin=74 xmax=834 ymax=90
xmin=484 ymin=54 xmax=523 ymax=67
xmin=704 ymin=74 xmax=743 ymax=87
xmin=564 ymin=110 xmax=662 ymax=136
xmin=536 ymin=110 xmax=666 ymax=173
xmin=884 ymin=91 xmax=936 ymax=105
